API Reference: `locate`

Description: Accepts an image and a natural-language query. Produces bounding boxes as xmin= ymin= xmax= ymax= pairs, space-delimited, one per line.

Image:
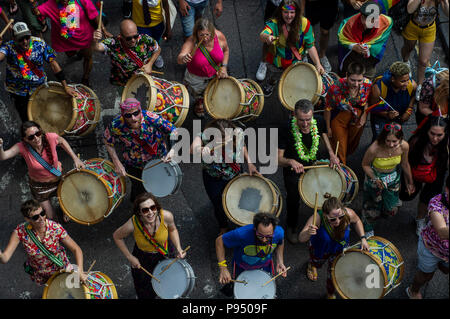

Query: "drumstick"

xmin=0 ymin=19 xmax=14 ymax=38
xmin=151 ymin=70 xmax=164 ymax=75
xmin=333 ymin=141 xmax=339 ymax=169
xmin=230 ymin=279 xmax=248 ymax=285
xmin=48 ymin=89 xmax=70 ymax=96
xmin=97 ymin=1 xmax=103 ymax=30
xmin=261 ymin=266 xmax=291 ymax=287
xmin=211 ymin=76 xmax=220 ymax=98
xmin=143 ymin=159 xmax=164 ymax=171
xmin=139 ymin=265 xmax=160 ymax=283
xmin=290 ymin=164 xmax=329 ymax=171
xmin=85 ymin=260 xmax=96 ymax=274
xmin=190 ymin=38 xmax=203 ymax=56
xmin=313 ymin=193 xmax=318 ymax=226
xmin=126 ymin=173 xmax=145 ymax=183
xmin=159 ymin=246 xmax=191 ymax=275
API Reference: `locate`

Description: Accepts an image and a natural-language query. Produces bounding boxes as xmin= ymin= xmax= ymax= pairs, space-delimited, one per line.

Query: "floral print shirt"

xmin=0 ymin=37 xmax=56 ymax=96
xmin=421 ymin=193 xmax=449 ymax=262
xmin=101 ymin=34 xmax=159 ymax=86
xmin=15 ymin=220 xmax=70 ymax=285
xmin=104 ymin=110 xmax=176 ymax=169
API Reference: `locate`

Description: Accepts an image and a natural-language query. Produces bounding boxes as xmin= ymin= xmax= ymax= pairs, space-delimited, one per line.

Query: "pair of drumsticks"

xmin=231 ymin=266 xmax=291 ymax=287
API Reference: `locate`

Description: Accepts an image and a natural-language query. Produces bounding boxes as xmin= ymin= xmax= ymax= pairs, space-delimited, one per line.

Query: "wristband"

xmin=222 ymin=63 xmax=228 ymax=67
xmin=360 ymin=235 xmax=367 ymax=240
xmin=55 ymin=70 xmax=66 ymax=82
xmin=218 ymin=260 xmax=227 ymax=267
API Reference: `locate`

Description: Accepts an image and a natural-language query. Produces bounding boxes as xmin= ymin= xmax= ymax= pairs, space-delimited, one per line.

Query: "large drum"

xmin=42 ymin=271 xmax=118 ymax=299
xmin=233 ymin=270 xmax=276 ymax=299
xmin=278 ymin=62 xmax=322 ymax=111
xmin=141 ymin=159 xmax=183 ymax=198
xmin=331 ymin=236 xmax=405 ymax=299
xmin=298 ymin=164 xmax=358 ymax=209
xmin=151 ymin=259 xmax=195 ymax=299
xmin=204 ymin=77 xmax=264 ymax=122
xmin=28 ymin=81 xmax=101 ymax=136
xmin=57 ymin=158 xmax=126 ymax=225
xmin=222 ymin=174 xmax=282 ymax=226
xmin=122 ymin=73 xmax=189 ymax=127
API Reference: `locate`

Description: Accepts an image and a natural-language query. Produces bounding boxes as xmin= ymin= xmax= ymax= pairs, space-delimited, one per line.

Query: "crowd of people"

xmin=0 ymin=0 xmax=448 ymax=300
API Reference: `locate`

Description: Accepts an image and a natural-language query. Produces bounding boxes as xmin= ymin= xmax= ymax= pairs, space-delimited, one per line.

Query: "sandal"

xmin=307 ymin=263 xmax=318 ymax=282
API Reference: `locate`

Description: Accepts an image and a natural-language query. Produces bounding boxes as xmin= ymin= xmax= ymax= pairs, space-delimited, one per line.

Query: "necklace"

xmin=291 ymin=117 xmax=319 ymax=162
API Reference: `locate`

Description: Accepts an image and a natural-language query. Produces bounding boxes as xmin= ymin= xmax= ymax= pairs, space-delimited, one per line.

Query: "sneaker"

xmin=416 ymin=218 xmax=426 ymax=236
xmin=415 ymin=84 xmax=422 ymax=101
xmin=155 ymin=55 xmax=164 ymax=69
xmin=286 ymin=227 xmax=299 ymax=244
xmin=365 ymin=230 xmax=374 ymax=238
xmin=256 ymin=62 xmax=267 ymax=81
xmin=262 ymin=83 xmax=274 ymax=97
xmin=320 ymin=56 xmax=332 ymax=73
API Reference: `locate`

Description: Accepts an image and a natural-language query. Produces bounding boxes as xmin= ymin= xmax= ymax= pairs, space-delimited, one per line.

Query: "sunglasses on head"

xmin=141 ymin=205 xmax=157 ymax=215
xmin=327 ymin=214 xmax=346 ymax=222
xmin=384 ymin=123 xmax=402 ymax=132
xmin=29 ymin=210 xmax=46 ymax=221
xmin=123 ymin=110 xmax=141 ymax=118
xmin=124 ymin=34 xmax=139 ymax=41
xmin=27 ymin=131 xmax=42 ymax=141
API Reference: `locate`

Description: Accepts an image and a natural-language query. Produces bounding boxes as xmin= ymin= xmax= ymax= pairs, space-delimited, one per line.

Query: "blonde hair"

xmin=192 ymin=18 xmax=216 ymax=44
xmin=434 ymin=70 xmax=449 ymax=107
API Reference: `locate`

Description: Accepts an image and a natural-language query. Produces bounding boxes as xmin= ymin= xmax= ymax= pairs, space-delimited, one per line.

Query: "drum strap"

xmin=282 ymin=24 xmax=304 ymax=62
xmin=133 ymin=215 xmax=169 ymax=256
xmin=26 ymin=144 xmax=62 ymax=177
xmin=198 ymin=44 xmax=221 ymax=72
xmin=120 ymin=38 xmax=145 ymax=69
xmin=15 ymin=44 xmax=45 ymax=80
xmin=130 ymin=132 xmax=157 ymax=156
xmin=24 ymin=223 xmax=65 ymax=268
xmin=320 ymin=211 xmax=348 ymax=247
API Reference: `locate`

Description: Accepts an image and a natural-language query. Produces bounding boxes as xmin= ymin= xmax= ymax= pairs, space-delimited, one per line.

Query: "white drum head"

xmin=205 ymin=78 xmax=242 ymax=119
xmin=44 ymin=273 xmax=87 ymax=299
xmin=333 ymin=251 xmax=385 ymax=299
xmin=151 ymin=259 xmax=194 ymax=299
xmin=142 ymin=160 xmax=182 ymax=197
xmin=234 ymin=270 xmax=276 ymax=299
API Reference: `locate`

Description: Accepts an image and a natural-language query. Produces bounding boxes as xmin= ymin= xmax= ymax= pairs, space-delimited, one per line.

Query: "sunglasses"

xmin=384 ymin=123 xmax=402 ymax=132
xmin=29 ymin=210 xmax=46 ymax=221
xmin=26 ymin=131 xmax=42 ymax=141
xmin=17 ymin=35 xmax=31 ymax=42
xmin=255 ymin=231 xmax=274 ymax=240
xmin=123 ymin=110 xmax=141 ymax=118
xmin=124 ymin=34 xmax=139 ymax=41
xmin=141 ymin=205 xmax=158 ymax=215
xmin=327 ymin=214 xmax=346 ymax=222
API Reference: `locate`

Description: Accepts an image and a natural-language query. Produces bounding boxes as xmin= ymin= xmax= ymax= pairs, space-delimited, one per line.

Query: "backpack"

xmin=388 ymin=0 xmax=411 ymax=34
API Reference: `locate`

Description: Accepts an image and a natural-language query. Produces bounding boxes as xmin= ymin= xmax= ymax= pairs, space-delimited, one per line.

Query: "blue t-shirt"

xmin=222 ymin=224 xmax=284 ymax=275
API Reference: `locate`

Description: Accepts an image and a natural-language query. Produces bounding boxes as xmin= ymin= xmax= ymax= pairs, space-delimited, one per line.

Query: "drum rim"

xmin=121 ymin=73 xmax=157 ymax=112
xmin=222 ymin=173 xmax=278 ymax=226
xmin=168 ymin=80 xmax=190 ymax=127
xmin=57 ymin=158 xmax=126 ymax=225
xmin=142 ymin=159 xmax=182 ymax=197
xmin=72 ymin=84 xmax=102 ymax=137
xmin=27 ymin=81 xmax=78 ymax=136
xmin=278 ymin=62 xmax=322 ymax=111
xmin=236 ymin=78 xmax=265 ymax=122
xmin=298 ymin=166 xmax=346 ymax=209
xmin=151 ymin=258 xmax=193 ymax=299
xmin=204 ymin=76 xmax=245 ymax=119
xmin=233 ymin=269 xmax=276 ymax=299
xmin=85 ymin=271 xmax=119 ymax=299
xmin=331 ymin=236 xmax=404 ymax=299
xmin=42 ymin=271 xmax=89 ymax=299
xmin=340 ymin=164 xmax=359 ymax=204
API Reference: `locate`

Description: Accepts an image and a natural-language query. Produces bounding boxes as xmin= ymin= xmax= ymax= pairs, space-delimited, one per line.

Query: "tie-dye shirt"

xmin=103 ymin=110 xmax=176 ymax=169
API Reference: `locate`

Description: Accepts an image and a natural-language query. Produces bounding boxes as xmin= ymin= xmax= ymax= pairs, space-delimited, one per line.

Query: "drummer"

xmin=0 ymin=21 xmax=76 ymax=123
xmin=298 ymin=197 xmax=369 ymax=299
xmin=0 ymin=121 xmax=85 ymax=221
xmin=92 ymin=19 xmax=161 ymax=93
xmin=215 ymin=212 xmax=287 ymax=285
xmin=278 ymin=99 xmax=340 ymax=244
xmin=113 ymin=192 xmax=186 ymax=299
xmin=0 ymin=199 xmax=87 ymax=286
xmin=191 ymin=119 xmax=260 ymax=235
xmin=258 ymin=0 xmax=325 ymax=97
xmin=177 ymin=18 xmax=229 ymax=118
xmin=103 ymin=98 xmax=177 ymax=203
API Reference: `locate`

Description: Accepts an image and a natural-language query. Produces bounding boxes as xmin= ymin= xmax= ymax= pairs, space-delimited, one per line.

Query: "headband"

xmin=120 ymin=98 xmax=141 ymax=114
xmin=282 ymin=4 xmax=296 ymax=11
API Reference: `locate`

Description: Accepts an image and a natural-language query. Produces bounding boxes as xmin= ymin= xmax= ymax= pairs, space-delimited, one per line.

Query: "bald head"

xmin=120 ymin=19 xmax=138 ymax=35
xmin=120 ymin=19 xmax=139 ymax=48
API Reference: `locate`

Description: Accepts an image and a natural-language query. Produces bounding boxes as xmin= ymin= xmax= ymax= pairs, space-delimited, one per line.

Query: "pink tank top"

xmin=187 ymin=35 xmax=224 ymax=78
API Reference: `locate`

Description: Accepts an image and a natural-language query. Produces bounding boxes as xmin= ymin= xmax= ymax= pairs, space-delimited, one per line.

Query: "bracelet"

xmin=221 ymin=63 xmax=228 ymax=67
xmin=360 ymin=235 xmax=367 ymax=240
xmin=218 ymin=260 xmax=227 ymax=267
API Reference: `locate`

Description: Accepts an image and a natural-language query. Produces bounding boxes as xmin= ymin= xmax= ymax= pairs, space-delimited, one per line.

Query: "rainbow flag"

xmin=375 ymin=0 xmax=402 ymax=14
xmin=338 ymin=13 xmax=393 ymax=70
xmin=366 ymin=100 xmax=390 ymax=113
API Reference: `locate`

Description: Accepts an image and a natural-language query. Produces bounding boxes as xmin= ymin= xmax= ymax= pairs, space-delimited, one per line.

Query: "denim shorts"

xmin=417 ymin=235 xmax=449 ymax=274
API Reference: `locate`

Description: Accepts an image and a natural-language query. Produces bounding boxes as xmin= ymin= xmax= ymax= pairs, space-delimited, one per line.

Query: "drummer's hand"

xmin=247 ymin=163 xmax=262 ymax=177
xmin=63 ymin=85 xmax=77 ymax=98
xmin=103 ymin=29 xmax=114 ymax=39
xmin=182 ymin=53 xmax=192 ymax=64
xmin=176 ymin=250 xmax=187 ymax=259
xmin=307 ymin=224 xmax=318 ymax=236
xmin=373 ymin=178 xmax=384 ymax=190
xmin=264 ymin=34 xmax=275 ymax=45
xmin=219 ymin=267 xmax=232 ymax=284
xmin=140 ymin=63 xmax=153 ymax=75
xmin=163 ymin=148 xmax=175 ymax=162
xmin=74 ymin=157 xmax=85 ymax=170
xmin=361 ymin=238 xmax=370 ymax=251
xmin=276 ymin=264 xmax=288 ymax=278
xmin=329 ymin=153 xmax=340 ymax=168
xmin=113 ymin=160 xmax=127 ymax=177
xmin=289 ymin=159 xmax=304 ymax=174
xmin=93 ymin=29 xmax=103 ymax=42
xmin=79 ymin=272 xmax=88 ymax=284
xmin=128 ymin=256 xmax=141 ymax=269
xmin=315 ymin=64 xmax=325 ymax=75
xmin=217 ymin=66 xmax=228 ymax=79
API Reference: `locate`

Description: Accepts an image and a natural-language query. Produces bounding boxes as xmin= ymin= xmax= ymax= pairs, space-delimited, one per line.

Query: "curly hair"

xmin=20 ymin=199 xmax=42 ymax=218
xmin=389 ymin=61 xmax=410 ymax=78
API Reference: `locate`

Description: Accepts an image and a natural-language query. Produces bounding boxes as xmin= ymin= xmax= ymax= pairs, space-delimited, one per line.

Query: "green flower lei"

xmin=291 ymin=117 xmax=319 ymax=162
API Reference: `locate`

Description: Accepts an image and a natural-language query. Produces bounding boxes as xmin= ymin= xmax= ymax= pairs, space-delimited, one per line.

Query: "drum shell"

xmin=233 ymin=270 xmax=276 ymax=299
xmin=67 ymin=84 xmax=102 ymax=136
xmin=142 ymin=159 xmax=183 ymax=198
xmin=151 ymin=259 xmax=196 ymax=299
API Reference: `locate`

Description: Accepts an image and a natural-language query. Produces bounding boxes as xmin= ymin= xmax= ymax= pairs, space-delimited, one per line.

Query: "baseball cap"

xmin=12 ymin=22 xmax=31 ymax=40
xmin=360 ymin=1 xmax=381 ymax=17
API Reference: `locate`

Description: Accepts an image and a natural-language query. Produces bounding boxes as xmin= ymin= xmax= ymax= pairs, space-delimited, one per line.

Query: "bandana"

xmin=282 ymin=4 xmax=296 ymax=11
xmin=120 ymin=98 xmax=142 ymax=114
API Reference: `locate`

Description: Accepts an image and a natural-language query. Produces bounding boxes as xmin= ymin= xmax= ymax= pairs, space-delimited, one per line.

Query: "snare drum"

xmin=278 ymin=62 xmax=322 ymax=111
xmin=298 ymin=165 xmax=358 ymax=209
xmin=331 ymin=236 xmax=404 ymax=299
xmin=28 ymin=81 xmax=101 ymax=136
xmin=57 ymin=158 xmax=126 ymax=225
xmin=204 ymin=77 xmax=264 ymax=121
xmin=141 ymin=159 xmax=183 ymax=197
xmin=42 ymin=271 xmax=118 ymax=299
xmin=222 ymin=174 xmax=282 ymax=226
xmin=233 ymin=270 xmax=276 ymax=299
xmin=151 ymin=259 xmax=195 ymax=299
xmin=122 ymin=73 xmax=189 ymax=127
